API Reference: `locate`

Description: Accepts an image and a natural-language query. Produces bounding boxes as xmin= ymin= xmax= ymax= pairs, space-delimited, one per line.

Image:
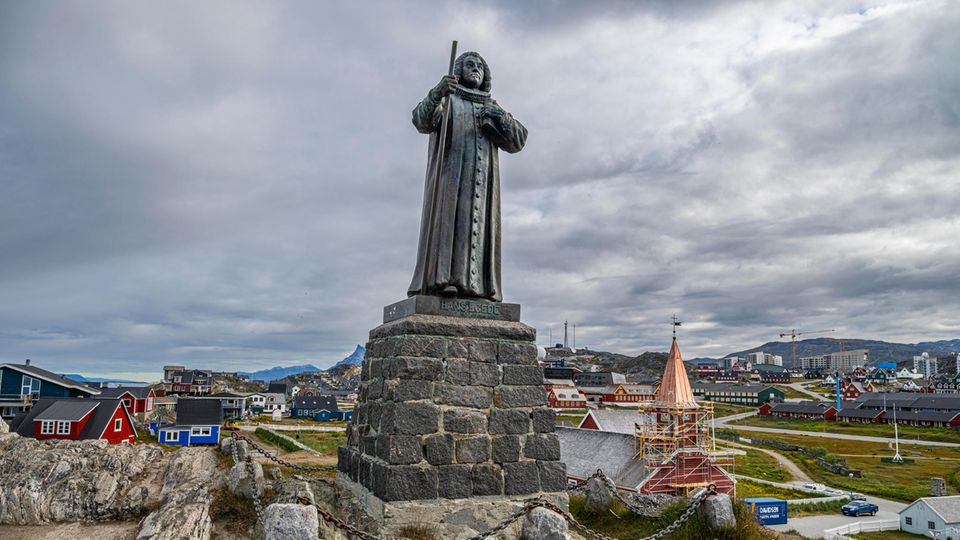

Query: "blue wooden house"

xmin=0 ymin=361 xmax=100 ymax=420
xmin=291 ymin=395 xmax=350 ymax=421
xmin=153 ymin=398 xmax=222 ymax=446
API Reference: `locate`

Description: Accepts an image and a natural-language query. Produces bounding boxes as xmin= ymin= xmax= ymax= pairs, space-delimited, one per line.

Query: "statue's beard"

xmin=462 ymin=73 xmax=482 ymax=88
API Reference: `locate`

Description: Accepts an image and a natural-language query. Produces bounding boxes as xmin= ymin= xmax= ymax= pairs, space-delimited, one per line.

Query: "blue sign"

xmin=743 ymin=498 xmax=788 ymax=525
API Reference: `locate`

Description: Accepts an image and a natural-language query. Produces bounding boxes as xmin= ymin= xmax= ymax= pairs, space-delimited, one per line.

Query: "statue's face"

xmin=460 ymin=56 xmax=484 ymax=89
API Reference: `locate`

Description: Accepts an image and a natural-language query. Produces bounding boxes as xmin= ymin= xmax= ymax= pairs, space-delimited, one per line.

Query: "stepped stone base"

xmin=337 ymin=473 xmax=569 ymax=538
xmin=337 ymin=299 xmax=567 ymax=534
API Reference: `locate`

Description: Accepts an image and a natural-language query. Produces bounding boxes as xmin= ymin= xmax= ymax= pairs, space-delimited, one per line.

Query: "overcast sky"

xmin=1 ymin=1 xmax=958 ymax=380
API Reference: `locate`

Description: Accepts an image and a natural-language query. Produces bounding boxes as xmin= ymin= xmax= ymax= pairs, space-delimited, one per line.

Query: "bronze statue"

xmin=408 ymin=50 xmax=527 ymax=302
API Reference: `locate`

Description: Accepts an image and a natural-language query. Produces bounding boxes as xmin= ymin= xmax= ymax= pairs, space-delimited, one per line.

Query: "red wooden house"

xmin=9 ymin=398 xmax=137 ymax=444
xmin=96 ymin=386 xmax=156 ymax=415
xmin=546 ymin=387 xmax=586 ymax=409
xmin=600 ymin=384 xmax=658 ymax=404
xmin=758 ymin=401 xmax=838 ymax=420
xmin=841 ymin=381 xmax=873 ymax=399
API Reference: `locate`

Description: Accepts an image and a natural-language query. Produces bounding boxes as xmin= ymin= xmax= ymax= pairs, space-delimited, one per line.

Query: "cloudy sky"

xmin=1 ymin=1 xmax=958 ymax=380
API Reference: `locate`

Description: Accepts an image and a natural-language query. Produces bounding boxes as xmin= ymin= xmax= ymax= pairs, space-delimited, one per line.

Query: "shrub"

xmin=254 ymin=428 xmax=300 ymax=453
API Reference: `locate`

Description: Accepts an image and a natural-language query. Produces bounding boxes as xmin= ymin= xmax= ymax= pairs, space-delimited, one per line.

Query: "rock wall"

xmin=0 ymin=433 xmax=165 ymax=525
xmin=338 ymin=314 xmax=567 ymax=503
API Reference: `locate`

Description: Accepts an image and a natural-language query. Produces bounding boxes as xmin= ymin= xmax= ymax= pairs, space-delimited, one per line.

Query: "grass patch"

xmin=727 ymin=447 xmax=793 ymax=482
xmin=295 ymin=431 xmax=347 ymax=455
xmin=729 ymin=431 xmax=960 ymax=502
xmin=396 ymin=524 xmax=438 ymax=540
xmin=711 ymin=402 xmax=756 ymax=418
xmin=569 ymin=494 xmax=777 ymax=539
xmin=209 ymin=487 xmax=257 ymax=536
xmin=849 ymin=531 xmax=928 ymax=539
xmin=735 ymin=478 xmax=826 ymax=500
xmin=788 ymin=500 xmax=843 ymax=517
xmin=733 ymin=415 xmax=960 ymax=444
xmin=556 ymin=412 xmax=587 ymax=426
xmin=772 ymin=385 xmax=812 ymax=401
xmin=254 ymin=428 xmax=300 ymax=453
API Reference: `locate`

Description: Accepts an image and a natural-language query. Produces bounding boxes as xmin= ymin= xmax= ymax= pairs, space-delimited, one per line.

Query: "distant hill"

xmin=238 ymin=364 xmax=322 ymax=382
xmin=332 ymin=345 xmax=365 ymax=368
xmin=64 ymin=374 xmax=148 ymax=385
xmin=546 ymin=347 xmax=682 ymax=382
xmin=238 ymin=345 xmax=366 ymax=382
xmin=722 ymin=337 xmax=960 ymax=365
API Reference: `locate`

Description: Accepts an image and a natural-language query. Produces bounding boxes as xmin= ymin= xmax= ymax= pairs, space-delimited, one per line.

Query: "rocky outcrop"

xmin=521 ymin=507 xmax=568 ymax=540
xmin=0 ymin=433 xmax=165 ymax=525
xmin=583 ymin=478 xmax=611 ymax=513
xmin=698 ymin=493 xmax=736 ymax=530
xmin=262 ymin=504 xmax=319 ymax=540
xmin=137 ymin=447 xmax=224 ymax=540
xmin=228 ymin=461 xmax=264 ymax=499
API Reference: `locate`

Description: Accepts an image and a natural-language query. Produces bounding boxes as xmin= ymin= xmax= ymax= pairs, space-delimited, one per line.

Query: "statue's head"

xmin=454 ymin=52 xmax=491 ymax=92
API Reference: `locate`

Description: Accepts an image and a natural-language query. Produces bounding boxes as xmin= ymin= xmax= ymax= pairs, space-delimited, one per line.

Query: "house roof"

xmin=267 ymin=382 xmax=288 ymax=394
xmin=9 ymin=398 xmax=134 ymax=440
xmin=207 ymin=391 xmax=244 ymax=398
xmin=769 ymin=401 xmax=834 ymax=415
xmin=654 ymin=338 xmax=696 ymax=407
xmin=578 ymin=409 xmax=638 ymax=435
xmin=556 ymin=427 xmax=651 ymax=489
xmin=836 ymin=408 xmax=883 ymax=419
xmin=0 ymin=363 xmax=100 ymax=395
xmin=901 ymin=496 xmax=960 ymax=524
xmin=293 ymin=396 xmax=338 ymax=411
xmin=34 ymin=400 xmax=100 ymax=421
xmin=97 ymin=386 xmax=153 ymax=399
xmin=175 ymin=398 xmax=222 ymax=425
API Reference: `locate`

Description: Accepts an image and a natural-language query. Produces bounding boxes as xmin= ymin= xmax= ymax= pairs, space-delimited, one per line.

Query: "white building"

xmin=899 ymin=496 xmax=960 ymax=537
xmin=747 ymin=352 xmax=783 ymax=366
xmin=249 ymin=392 xmax=287 ymax=414
xmin=896 ymin=367 xmax=924 ymax=380
xmin=801 ymin=349 xmax=868 ymax=373
xmin=914 ymin=352 xmax=938 ymax=379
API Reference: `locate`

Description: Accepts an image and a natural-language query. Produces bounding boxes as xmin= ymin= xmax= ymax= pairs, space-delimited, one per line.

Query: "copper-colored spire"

xmin=654 ymin=337 xmax=697 ymax=407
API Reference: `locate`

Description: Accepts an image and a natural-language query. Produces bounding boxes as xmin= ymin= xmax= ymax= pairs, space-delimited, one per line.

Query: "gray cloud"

xmin=1 ymin=0 xmax=958 ymax=379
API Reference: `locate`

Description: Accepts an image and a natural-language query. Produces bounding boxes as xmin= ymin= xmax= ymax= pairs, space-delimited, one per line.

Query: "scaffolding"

xmin=634 ymin=400 xmax=736 ymax=495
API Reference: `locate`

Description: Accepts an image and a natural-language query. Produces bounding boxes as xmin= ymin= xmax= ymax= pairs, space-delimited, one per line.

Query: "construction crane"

xmin=779 ymin=328 xmax=835 ymax=370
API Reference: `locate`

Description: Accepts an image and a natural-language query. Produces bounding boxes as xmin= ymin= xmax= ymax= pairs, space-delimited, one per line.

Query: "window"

xmin=191 ymin=426 xmax=211 ymax=437
xmin=928 ymin=521 xmax=935 ymax=530
xmin=123 ymin=399 xmax=132 ymax=409
xmin=166 ymin=430 xmax=179 ymax=442
xmin=21 ymin=375 xmax=40 ymax=396
xmin=40 ymin=420 xmax=55 ymax=434
xmin=114 ymin=418 xmax=122 ymax=432
xmin=905 ymin=517 xmax=912 ymax=525
xmin=57 ymin=421 xmax=70 ymax=434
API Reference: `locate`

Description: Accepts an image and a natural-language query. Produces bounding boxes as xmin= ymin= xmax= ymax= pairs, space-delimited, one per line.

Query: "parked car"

xmin=803 ymin=483 xmax=827 ymax=491
xmin=841 ymin=500 xmax=878 ymax=516
xmin=850 ymin=493 xmax=867 ymax=501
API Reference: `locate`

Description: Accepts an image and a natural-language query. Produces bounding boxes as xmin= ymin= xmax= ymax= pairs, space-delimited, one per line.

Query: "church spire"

xmin=654 ymin=334 xmax=697 ymax=408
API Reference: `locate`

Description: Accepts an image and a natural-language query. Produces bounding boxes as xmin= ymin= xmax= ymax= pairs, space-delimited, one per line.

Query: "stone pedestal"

xmin=337 ymin=296 xmax=567 ymax=536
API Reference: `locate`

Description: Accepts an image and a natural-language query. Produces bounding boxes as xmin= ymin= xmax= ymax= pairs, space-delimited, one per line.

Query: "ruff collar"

xmin=455 ymin=85 xmax=491 ymax=104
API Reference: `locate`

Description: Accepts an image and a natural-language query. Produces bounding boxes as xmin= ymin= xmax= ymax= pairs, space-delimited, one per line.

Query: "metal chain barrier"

xmin=229 ymin=435 xmax=265 ymax=524
xmin=231 ymin=431 xmax=338 ymax=474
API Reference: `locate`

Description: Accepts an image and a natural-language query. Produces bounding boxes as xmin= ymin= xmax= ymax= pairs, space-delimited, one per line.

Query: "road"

xmin=716 ymin=411 xmax=960 ymax=448
xmin=787 ymin=381 xmax=832 ymax=402
xmin=722 ymin=438 xmax=812 ymax=483
xmin=768 ymin=493 xmax=906 ymax=538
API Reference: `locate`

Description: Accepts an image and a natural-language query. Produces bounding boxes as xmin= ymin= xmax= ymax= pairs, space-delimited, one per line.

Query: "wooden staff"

xmin=422 ymin=40 xmax=457 ymax=290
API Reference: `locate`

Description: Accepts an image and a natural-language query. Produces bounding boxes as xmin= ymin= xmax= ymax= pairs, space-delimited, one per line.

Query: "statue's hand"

xmin=482 ymin=105 xmax=510 ymax=126
xmin=430 ymin=75 xmax=458 ymax=100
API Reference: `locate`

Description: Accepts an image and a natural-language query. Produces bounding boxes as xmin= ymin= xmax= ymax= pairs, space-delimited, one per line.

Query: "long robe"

xmin=407 ymin=89 xmax=527 ymax=302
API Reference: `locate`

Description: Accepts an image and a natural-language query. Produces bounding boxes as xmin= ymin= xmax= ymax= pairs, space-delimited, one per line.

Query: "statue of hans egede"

xmin=407 ymin=49 xmax=527 ymax=303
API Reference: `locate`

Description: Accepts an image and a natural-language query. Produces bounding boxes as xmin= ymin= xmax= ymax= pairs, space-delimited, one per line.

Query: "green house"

xmin=691 ymin=383 xmax=784 ymax=406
